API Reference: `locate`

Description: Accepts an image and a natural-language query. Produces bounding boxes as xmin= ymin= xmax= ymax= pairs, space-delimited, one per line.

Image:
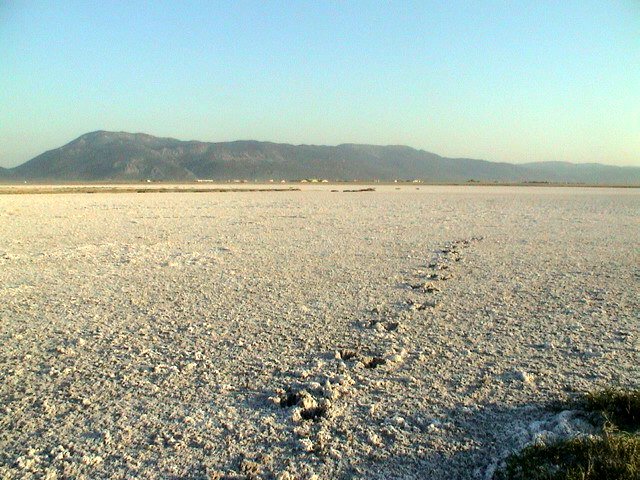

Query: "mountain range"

xmin=1 ymin=131 xmax=638 ymax=184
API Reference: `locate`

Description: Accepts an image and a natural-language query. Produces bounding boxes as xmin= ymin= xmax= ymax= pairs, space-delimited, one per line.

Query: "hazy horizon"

xmin=1 ymin=1 xmax=638 ymax=169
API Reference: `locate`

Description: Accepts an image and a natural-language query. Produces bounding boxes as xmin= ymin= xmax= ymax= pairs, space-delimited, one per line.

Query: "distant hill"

xmin=520 ymin=161 xmax=640 ymax=185
xmin=1 ymin=131 xmax=638 ymax=184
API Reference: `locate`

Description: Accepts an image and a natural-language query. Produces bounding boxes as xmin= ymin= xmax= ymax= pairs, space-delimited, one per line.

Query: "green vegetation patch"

xmin=495 ymin=433 xmax=640 ymax=480
xmin=495 ymin=389 xmax=640 ymax=480
xmin=584 ymin=389 xmax=640 ymax=433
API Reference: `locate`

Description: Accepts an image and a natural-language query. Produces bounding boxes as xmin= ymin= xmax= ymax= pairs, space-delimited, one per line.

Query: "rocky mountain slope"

xmin=1 ymin=131 xmax=638 ymax=184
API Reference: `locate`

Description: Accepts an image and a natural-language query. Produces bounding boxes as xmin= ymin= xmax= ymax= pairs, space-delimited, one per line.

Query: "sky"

xmin=0 ymin=1 xmax=638 ymax=168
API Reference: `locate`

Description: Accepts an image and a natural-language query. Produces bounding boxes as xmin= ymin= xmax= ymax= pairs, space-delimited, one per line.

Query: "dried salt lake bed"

xmin=1 ymin=185 xmax=638 ymax=479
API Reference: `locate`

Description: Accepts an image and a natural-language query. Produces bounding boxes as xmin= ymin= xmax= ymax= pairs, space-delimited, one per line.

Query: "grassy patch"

xmin=584 ymin=389 xmax=640 ymax=433
xmin=495 ymin=433 xmax=640 ymax=480
xmin=495 ymin=389 xmax=640 ymax=479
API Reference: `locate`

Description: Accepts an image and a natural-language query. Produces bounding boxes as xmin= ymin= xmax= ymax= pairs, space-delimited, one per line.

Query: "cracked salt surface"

xmin=0 ymin=185 xmax=638 ymax=479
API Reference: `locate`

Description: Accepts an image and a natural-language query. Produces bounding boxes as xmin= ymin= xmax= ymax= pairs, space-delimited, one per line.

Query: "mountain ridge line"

xmin=1 ymin=131 xmax=638 ymax=185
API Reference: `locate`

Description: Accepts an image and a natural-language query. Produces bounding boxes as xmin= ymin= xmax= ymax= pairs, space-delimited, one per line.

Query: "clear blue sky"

xmin=1 ymin=1 xmax=638 ymax=167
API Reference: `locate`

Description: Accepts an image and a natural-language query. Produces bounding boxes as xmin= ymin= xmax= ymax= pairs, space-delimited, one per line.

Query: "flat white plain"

xmin=1 ymin=186 xmax=638 ymax=479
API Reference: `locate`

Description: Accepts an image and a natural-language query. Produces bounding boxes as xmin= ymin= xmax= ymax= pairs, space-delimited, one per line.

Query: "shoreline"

xmin=0 ymin=182 xmax=638 ymax=195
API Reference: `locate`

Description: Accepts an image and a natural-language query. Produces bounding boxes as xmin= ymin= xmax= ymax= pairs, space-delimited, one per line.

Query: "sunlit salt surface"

xmin=1 ymin=186 xmax=638 ymax=479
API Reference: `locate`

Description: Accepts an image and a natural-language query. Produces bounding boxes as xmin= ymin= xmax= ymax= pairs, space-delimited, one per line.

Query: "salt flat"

xmin=1 ymin=186 xmax=638 ymax=479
